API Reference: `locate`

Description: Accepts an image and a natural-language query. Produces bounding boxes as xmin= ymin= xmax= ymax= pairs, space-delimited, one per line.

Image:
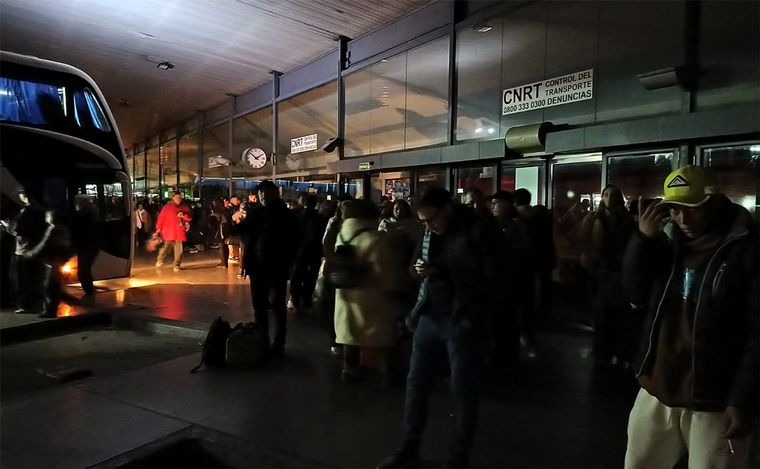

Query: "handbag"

xmin=146 ymin=235 xmax=163 ymax=252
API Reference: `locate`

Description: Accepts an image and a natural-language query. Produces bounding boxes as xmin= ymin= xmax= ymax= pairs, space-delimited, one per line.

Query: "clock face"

xmin=244 ymin=148 xmax=267 ymax=169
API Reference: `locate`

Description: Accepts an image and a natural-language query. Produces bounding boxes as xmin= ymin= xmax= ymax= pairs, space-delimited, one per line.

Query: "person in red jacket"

xmin=154 ymin=192 xmax=192 ymax=271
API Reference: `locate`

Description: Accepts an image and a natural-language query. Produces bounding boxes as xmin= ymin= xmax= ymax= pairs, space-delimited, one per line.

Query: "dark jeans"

xmin=43 ymin=262 xmax=62 ymax=316
xmin=592 ymin=271 xmax=634 ymax=361
xmin=290 ymin=256 xmax=321 ymax=309
xmin=11 ymin=254 xmax=44 ymax=312
xmin=517 ymin=268 xmax=539 ymax=347
xmin=402 ymin=314 xmax=481 ymax=463
xmin=249 ymin=274 xmax=288 ymax=350
xmin=77 ymin=249 xmax=97 ymax=295
xmin=491 ymin=302 xmax=520 ymax=368
xmin=219 ymin=242 xmax=229 ymax=267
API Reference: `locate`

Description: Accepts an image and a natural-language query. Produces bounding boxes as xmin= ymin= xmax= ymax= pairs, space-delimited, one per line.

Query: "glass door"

xmin=500 ymin=159 xmax=547 ymax=205
xmin=549 ymin=154 xmax=602 ymax=328
xmin=606 ymin=150 xmax=678 ymax=211
xmin=453 ymin=164 xmax=497 ymax=203
xmin=415 ymin=167 xmax=447 ymax=195
xmin=701 ymin=142 xmax=759 ymax=218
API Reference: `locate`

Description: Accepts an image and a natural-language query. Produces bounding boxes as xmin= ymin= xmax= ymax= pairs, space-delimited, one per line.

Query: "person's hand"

xmin=723 ymin=406 xmax=752 ymax=438
xmin=232 ymin=211 xmax=244 ymax=223
xmin=414 ymin=259 xmax=435 ymax=278
xmin=637 ymin=196 xmax=667 ymax=238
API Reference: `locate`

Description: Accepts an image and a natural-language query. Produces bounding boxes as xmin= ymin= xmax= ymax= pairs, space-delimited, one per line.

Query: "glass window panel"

xmin=607 ymin=152 xmax=677 ymax=207
xmin=232 ymin=107 xmax=273 ymax=178
xmin=125 ymin=155 xmax=134 ymax=179
xmin=178 ymin=132 xmax=199 ymax=188
xmin=133 ymin=151 xmax=145 ymax=197
xmin=276 ymin=82 xmax=337 ymax=173
xmin=160 ymin=140 xmax=177 ymax=189
xmin=405 ymin=37 xmax=449 ymax=150
xmin=146 ymin=146 xmax=160 ymax=198
xmin=369 ymin=54 xmax=407 ymax=155
xmin=202 ymin=122 xmax=229 ymax=180
xmin=552 ymin=160 xmax=601 ymax=261
xmin=551 ymin=159 xmax=601 ymax=327
xmin=454 ymin=165 xmax=496 ymax=202
xmin=345 ymin=36 xmax=449 ymax=158
xmin=416 ymin=167 xmax=446 ymax=195
xmin=500 ymin=164 xmax=545 ymax=205
xmin=344 ymin=70 xmax=372 ymax=157
xmin=703 ymin=144 xmax=759 ymax=215
xmin=456 ymin=22 xmax=503 ymax=142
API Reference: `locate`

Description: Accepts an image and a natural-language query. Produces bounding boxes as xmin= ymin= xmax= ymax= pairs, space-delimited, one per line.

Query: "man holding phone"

xmin=378 ymin=186 xmax=497 ymax=469
xmin=623 ymin=166 xmax=757 ymax=468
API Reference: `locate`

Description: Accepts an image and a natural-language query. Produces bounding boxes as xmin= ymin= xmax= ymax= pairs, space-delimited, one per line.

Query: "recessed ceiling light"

xmin=157 ymin=61 xmax=174 ymax=70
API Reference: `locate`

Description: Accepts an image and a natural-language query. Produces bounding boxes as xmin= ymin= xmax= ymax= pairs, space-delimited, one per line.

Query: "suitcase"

xmin=225 ymin=322 xmax=269 ymax=368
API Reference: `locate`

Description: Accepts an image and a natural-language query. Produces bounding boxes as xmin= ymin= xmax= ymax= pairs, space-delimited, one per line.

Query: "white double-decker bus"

xmin=1 ymin=51 xmax=132 ymax=285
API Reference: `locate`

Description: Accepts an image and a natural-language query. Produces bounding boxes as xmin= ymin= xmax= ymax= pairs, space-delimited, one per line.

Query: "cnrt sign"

xmin=502 ymin=69 xmax=593 ymax=115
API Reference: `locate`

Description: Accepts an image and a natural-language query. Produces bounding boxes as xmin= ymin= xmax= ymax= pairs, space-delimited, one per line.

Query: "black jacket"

xmin=409 ymin=205 xmax=499 ymax=327
xmin=233 ymin=199 xmax=300 ymax=279
xmin=623 ymin=201 xmax=758 ymax=412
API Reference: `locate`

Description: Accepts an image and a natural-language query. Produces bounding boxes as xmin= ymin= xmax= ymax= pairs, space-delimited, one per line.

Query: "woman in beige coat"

xmin=334 ymin=200 xmax=406 ymax=384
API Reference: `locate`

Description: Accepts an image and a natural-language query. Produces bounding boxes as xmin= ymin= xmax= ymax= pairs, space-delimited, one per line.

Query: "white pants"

xmin=625 ymin=388 xmax=753 ymax=469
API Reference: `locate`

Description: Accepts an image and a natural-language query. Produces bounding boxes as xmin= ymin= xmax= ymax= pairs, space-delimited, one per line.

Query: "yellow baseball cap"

xmin=659 ymin=165 xmax=717 ymax=207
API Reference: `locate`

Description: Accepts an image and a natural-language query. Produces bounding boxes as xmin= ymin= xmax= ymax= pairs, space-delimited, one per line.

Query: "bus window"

xmin=73 ymin=88 xmax=111 ymax=132
xmin=0 ymin=78 xmax=64 ymax=125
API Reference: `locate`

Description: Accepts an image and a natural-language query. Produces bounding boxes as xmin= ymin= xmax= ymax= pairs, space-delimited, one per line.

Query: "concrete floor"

xmin=0 ymin=247 xmax=640 ymax=468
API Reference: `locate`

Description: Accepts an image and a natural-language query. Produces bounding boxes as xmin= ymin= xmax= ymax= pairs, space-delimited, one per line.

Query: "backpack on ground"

xmin=190 ymin=317 xmax=232 ymax=373
xmin=225 ymin=322 xmax=269 ymax=369
xmin=328 ymin=228 xmax=372 ymax=289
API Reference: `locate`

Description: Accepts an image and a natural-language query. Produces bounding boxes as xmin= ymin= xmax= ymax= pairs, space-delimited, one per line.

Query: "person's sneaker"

xmin=14 ymin=308 xmax=34 ymax=314
xmin=376 ymin=449 xmax=420 ymax=468
xmin=287 ymin=299 xmax=296 ymax=311
xmin=173 ymin=266 xmax=182 ymax=272
xmin=330 ymin=345 xmax=343 ymax=356
xmin=188 ymin=248 xmax=199 ymax=254
xmin=155 ymin=262 xmax=164 ymax=268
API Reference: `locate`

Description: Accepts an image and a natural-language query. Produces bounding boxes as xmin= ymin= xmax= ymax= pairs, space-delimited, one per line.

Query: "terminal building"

xmin=105 ymin=0 xmax=759 ymax=327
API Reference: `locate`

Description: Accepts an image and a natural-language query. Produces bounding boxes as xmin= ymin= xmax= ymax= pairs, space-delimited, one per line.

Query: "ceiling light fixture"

xmin=157 ymin=61 xmax=174 ymax=70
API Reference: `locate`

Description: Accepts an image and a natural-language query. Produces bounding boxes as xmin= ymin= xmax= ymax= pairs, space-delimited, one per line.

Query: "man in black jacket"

xmin=378 ymin=187 xmax=498 ymax=469
xmin=289 ymin=194 xmax=327 ymax=314
xmin=623 ymin=166 xmax=758 ymax=469
xmin=232 ymin=181 xmax=300 ymax=355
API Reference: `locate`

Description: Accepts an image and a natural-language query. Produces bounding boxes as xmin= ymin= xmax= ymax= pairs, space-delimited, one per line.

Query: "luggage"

xmin=190 ymin=317 xmax=232 ymax=373
xmin=225 ymin=322 xmax=269 ymax=369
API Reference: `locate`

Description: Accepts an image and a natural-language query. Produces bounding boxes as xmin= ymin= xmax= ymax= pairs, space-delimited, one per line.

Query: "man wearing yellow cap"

xmin=622 ymin=165 xmax=757 ymax=468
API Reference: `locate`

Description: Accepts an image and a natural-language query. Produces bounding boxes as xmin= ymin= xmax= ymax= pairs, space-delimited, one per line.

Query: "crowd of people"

xmin=3 ymin=164 xmax=757 ymax=468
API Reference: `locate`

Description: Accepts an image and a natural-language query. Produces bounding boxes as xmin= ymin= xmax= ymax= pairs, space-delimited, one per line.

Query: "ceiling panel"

xmin=0 ymin=0 xmax=434 ymax=148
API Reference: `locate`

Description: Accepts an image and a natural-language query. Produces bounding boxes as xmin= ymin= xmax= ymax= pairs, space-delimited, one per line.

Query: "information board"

xmin=502 ymin=69 xmax=593 ymax=115
xmin=291 ymin=134 xmax=318 ymax=154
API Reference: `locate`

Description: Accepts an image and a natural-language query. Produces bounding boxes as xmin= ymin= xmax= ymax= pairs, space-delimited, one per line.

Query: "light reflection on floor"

xmin=60 ymin=253 xmax=254 ymax=324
